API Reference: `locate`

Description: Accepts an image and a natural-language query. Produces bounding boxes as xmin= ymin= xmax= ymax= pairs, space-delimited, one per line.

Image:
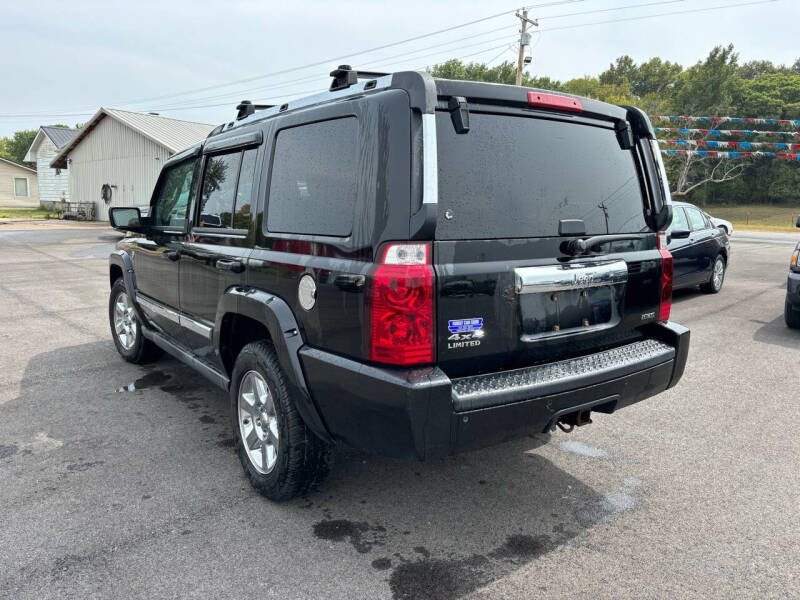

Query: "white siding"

xmin=35 ymin=136 xmax=71 ymax=204
xmin=67 ymin=116 xmax=171 ymax=221
xmin=0 ymin=160 xmax=38 ymax=207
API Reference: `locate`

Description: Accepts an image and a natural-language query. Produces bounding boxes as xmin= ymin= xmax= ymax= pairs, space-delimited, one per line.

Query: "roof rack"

xmin=329 ymin=65 xmax=389 ymax=91
xmin=236 ymin=100 xmax=276 ymax=121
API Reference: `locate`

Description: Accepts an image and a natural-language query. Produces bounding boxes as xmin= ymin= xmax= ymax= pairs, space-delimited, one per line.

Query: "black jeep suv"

xmin=108 ymin=67 xmax=689 ymax=500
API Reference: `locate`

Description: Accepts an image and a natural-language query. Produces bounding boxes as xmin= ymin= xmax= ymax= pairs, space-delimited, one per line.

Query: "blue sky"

xmin=1 ymin=0 xmax=797 ymax=136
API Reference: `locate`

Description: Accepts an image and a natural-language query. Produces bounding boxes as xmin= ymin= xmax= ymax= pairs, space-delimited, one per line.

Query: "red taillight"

xmin=657 ymin=232 xmax=673 ymax=322
xmin=527 ymin=91 xmax=583 ymax=113
xmin=367 ymin=243 xmax=434 ymax=366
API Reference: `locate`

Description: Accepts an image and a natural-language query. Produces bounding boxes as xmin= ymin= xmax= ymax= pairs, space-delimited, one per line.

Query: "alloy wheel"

xmin=237 ymin=370 xmax=279 ymax=474
xmin=713 ymin=258 xmax=725 ymax=291
xmin=113 ymin=291 xmax=137 ymax=350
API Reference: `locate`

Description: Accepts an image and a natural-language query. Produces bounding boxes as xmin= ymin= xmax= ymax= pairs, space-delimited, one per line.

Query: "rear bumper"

xmin=300 ymin=321 xmax=690 ymax=460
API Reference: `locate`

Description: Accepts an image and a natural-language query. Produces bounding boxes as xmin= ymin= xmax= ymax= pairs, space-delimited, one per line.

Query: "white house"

xmin=24 ymin=126 xmax=78 ymax=207
xmin=50 ymin=108 xmax=214 ymax=221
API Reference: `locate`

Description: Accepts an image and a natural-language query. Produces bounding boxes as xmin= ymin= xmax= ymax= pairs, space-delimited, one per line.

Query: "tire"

xmin=785 ymin=298 xmax=800 ymax=328
xmin=701 ymin=255 xmax=726 ymax=294
xmin=109 ymin=278 xmax=163 ymax=363
xmin=230 ymin=341 xmax=331 ymax=501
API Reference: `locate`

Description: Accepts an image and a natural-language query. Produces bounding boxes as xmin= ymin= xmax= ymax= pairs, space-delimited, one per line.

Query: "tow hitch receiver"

xmin=557 ymin=409 xmax=593 ymax=433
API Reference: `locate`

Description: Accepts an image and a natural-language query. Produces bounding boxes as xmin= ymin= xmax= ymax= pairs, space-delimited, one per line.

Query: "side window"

xmin=198 ymin=152 xmax=241 ymax=228
xmin=232 ymin=148 xmax=258 ymax=230
xmin=702 ymin=212 xmax=714 ymax=229
xmin=686 ymin=208 xmax=707 ymax=231
xmin=267 ymin=117 xmax=357 ymax=237
xmin=152 ymin=158 xmax=199 ymax=228
xmin=669 ymin=207 xmax=689 ymax=232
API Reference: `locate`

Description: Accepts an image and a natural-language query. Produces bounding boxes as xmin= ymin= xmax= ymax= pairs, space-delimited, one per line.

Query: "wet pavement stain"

xmin=313 ymin=519 xmax=387 ymax=554
xmin=216 ymin=438 xmax=235 ymax=448
xmin=116 ymin=370 xmax=173 ymax=393
xmin=198 ymin=415 xmax=216 ymax=424
xmin=0 ymin=443 xmax=18 ymax=459
xmin=389 ymin=554 xmax=490 ymax=600
xmin=413 ymin=546 xmax=430 ymax=558
xmin=371 ymin=557 xmax=392 ymax=570
xmin=65 ymin=460 xmax=105 ymax=473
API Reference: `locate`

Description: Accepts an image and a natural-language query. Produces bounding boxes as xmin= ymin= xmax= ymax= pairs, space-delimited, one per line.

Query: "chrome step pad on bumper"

xmin=451 ymin=339 xmax=675 ymax=412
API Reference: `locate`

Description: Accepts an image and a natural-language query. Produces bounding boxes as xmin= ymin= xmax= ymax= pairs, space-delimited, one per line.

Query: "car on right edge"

xmin=784 ymin=216 xmax=800 ymax=328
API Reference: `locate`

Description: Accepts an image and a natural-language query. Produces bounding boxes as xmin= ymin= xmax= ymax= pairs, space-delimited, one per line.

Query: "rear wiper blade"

xmin=562 ymin=234 xmax=644 ymax=256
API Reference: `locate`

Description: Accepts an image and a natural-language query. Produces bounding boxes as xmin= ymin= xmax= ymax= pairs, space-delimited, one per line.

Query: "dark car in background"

xmin=668 ymin=201 xmax=730 ymax=293
xmin=784 ymin=216 xmax=800 ymax=328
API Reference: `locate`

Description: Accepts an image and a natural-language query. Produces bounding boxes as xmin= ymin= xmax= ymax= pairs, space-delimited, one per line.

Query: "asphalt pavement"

xmin=1 ymin=226 xmax=798 ymax=600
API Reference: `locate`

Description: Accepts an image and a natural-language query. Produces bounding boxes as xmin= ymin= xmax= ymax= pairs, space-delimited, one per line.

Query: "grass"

xmin=0 ymin=207 xmax=59 ymax=219
xmin=703 ymin=204 xmax=800 ymax=233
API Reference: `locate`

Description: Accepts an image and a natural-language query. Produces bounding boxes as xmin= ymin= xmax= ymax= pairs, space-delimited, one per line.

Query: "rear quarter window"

xmin=266 ymin=117 xmax=358 ymax=237
xmin=435 ymin=112 xmax=648 ymax=239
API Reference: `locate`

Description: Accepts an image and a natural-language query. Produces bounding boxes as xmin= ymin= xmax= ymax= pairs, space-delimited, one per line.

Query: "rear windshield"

xmin=435 ymin=112 xmax=648 ymax=239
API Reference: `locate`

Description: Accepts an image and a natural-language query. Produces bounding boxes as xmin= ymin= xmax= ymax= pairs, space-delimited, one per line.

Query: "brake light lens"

xmin=657 ymin=232 xmax=673 ymax=322
xmin=527 ymin=91 xmax=582 ymax=113
xmin=367 ymin=243 xmax=434 ymax=366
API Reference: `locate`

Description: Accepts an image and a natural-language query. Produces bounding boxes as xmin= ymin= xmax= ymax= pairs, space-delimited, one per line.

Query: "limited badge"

xmin=447 ymin=317 xmax=484 ymax=349
xmin=298 ymin=274 xmax=316 ymax=311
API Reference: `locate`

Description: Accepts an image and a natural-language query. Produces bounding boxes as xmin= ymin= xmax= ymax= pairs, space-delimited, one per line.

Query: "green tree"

xmin=0 ymin=129 xmax=37 ymax=166
xmin=631 ymin=57 xmax=683 ymax=97
xmin=598 ymin=55 xmax=637 ymax=88
xmin=670 ymin=44 xmax=740 ymax=114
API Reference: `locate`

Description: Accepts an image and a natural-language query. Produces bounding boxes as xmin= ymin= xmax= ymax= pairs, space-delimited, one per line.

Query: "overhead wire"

xmin=0 ymin=0 xmax=781 ymax=120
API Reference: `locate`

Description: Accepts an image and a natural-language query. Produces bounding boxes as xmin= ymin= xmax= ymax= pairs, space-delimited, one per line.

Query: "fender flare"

xmin=109 ymin=249 xmax=149 ymax=324
xmin=214 ymin=287 xmax=332 ymax=443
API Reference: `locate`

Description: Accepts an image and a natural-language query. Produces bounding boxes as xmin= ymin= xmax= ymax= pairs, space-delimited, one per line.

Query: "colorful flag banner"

xmin=655 ymin=127 xmax=800 ymax=138
xmin=660 ymin=139 xmax=800 ymax=150
xmin=651 ymin=115 xmax=800 ymax=127
xmin=662 ymin=149 xmax=800 ymax=160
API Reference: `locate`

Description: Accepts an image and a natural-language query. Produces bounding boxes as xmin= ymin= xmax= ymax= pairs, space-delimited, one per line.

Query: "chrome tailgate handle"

xmin=515 ymin=260 xmax=628 ymax=294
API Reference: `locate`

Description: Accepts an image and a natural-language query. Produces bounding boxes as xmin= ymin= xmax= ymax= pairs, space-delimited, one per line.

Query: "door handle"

xmin=216 ymin=259 xmax=244 ymax=273
xmin=165 ymin=250 xmax=180 ymax=261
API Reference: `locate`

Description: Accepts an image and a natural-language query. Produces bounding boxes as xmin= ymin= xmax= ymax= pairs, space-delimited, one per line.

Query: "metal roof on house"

xmin=41 ymin=126 xmax=79 ymax=149
xmin=50 ymin=108 xmax=214 ymax=169
xmin=0 ymin=156 xmax=36 ymax=173
xmin=24 ymin=126 xmax=79 ymax=162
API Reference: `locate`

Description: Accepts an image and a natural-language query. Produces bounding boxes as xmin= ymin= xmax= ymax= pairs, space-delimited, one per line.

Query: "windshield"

xmin=435 ymin=111 xmax=649 ymax=239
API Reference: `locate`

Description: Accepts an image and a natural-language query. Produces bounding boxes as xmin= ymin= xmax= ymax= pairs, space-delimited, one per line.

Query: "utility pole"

xmin=515 ymin=9 xmax=538 ymax=86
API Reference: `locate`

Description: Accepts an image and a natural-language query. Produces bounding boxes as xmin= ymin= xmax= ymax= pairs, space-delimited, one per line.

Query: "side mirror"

xmin=109 ymin=207 xmax=146 ymax=233
xmin=669 ymin=229 xmax=690 ymax=240
xmin=649 ymin=204 xmax=672 ymax=232
xmin=795 ymin=215 xmax=800 ymax=228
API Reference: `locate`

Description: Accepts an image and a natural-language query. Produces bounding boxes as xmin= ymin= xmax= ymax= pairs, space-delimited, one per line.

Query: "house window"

xmin=14 ymin=178 xmax=28 ymax=197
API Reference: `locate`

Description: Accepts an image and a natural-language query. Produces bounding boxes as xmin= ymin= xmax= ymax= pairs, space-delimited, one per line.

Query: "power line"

xmin=535 ymin=0 xmax=777 ymax=34
xmin=108 ymin=0 xmax=586 ymax=108
xmin=0 ymin=0 xmax=781 ymax=120
xmin=153 ymin=40 xmax=519 ymax=113
xmin=126 ymin=0 xmax=681 ymax=110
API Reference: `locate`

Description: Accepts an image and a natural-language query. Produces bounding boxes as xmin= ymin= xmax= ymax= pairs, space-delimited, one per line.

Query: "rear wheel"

xmin=109 ymin=278 xmax=163 ymax=363
xmin=785 ymin=298 xmax=800 ymax=328
xmin=230 ymin=341 xmax=330 ymax=501
xmin=701 ymin=255 xmax=726 ymax=294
